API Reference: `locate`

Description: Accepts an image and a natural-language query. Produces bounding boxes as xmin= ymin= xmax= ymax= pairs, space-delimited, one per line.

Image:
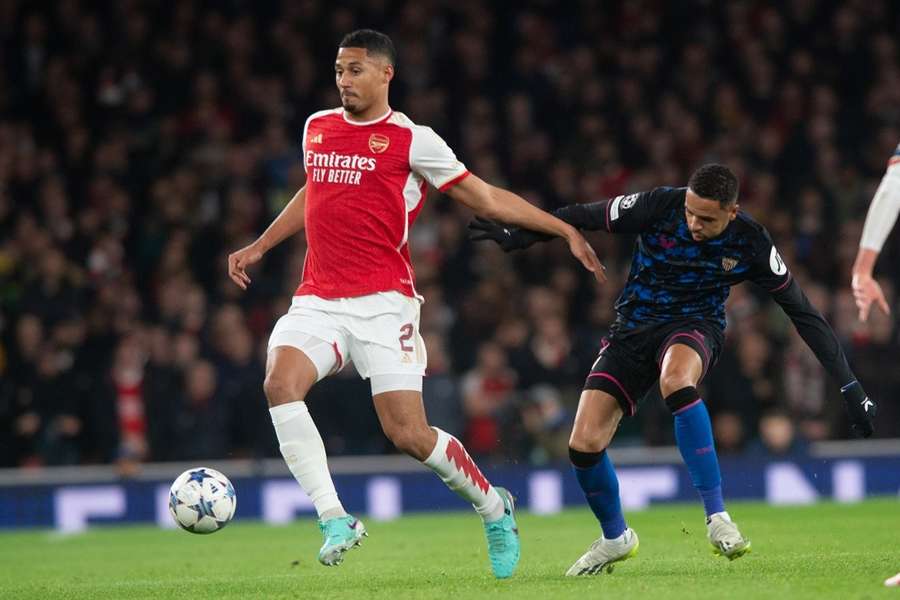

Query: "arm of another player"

xmin=751 ymin=239 xmax=877 ymax=437
xmin=227 ymin=185 xmax=306 ymax=290
xmin=446 ymin=174 xmax=606 ymax=282
xmin=850 ymin=153 xmax=900 ymax=321
xmin=468 ymin=188 xmax=673 ymax=251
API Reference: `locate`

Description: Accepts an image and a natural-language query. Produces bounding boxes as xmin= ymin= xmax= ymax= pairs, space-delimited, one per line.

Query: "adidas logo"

xmin=309 ymin=132 xmax=323 ymax=144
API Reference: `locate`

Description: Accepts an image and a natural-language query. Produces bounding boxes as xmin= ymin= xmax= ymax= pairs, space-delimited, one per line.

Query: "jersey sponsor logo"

xmin=308 ymin=132 xmax=323 ymax=144
xmin=305 ymin=150 xmax=376 ymax=186
xmin=368 ymin=133 xmax=390 ymax=154
xmin=722 ymin=257 xmax=738 ymax=271
xmin=305 ymin=150 xmax=376 ymax=171
xmin=769 ymin=246 xmax=787 ymax=276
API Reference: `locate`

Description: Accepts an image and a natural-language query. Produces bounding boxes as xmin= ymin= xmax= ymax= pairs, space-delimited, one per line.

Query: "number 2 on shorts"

xmin=399 ymin=323 xmax=414 ymax=352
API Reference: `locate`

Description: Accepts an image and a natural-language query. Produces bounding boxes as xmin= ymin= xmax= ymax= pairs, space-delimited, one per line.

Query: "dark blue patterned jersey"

xmin=480 ymin=185 xmax=863 ymax=405
xmin=556 ymin=187 xmax=791 ymax=331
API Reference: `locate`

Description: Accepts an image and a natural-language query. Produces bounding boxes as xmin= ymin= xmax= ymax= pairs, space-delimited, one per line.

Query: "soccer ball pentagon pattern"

xmin=168 ymin=467 xmax=237 ymax=534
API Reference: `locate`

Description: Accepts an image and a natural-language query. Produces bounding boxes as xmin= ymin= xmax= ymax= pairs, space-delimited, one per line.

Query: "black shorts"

xmin=583 ymin=319 xmax=724 ymax=417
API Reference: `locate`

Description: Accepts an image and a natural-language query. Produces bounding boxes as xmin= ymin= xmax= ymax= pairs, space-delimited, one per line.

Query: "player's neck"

xmin=343 ymin=102 xmax=391 ymax=125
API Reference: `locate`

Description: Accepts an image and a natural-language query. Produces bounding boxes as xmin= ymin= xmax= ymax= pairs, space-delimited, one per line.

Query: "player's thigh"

xmin=583 ymin=339 xmax=655 ymax=419
xmin=344 ymin=292 xmax=427 ymax=393
xmin=265 ymin=297 xmax=348 ymax=404
xmin=264 ymin=346 xmax=321 ymax=406
xmin=655 ymin=323 xmax=721 ymax=397
xmin=658 ymin=344 xmax=704 ymax=397
xmin=570 ymin=389 xmax=624 ymax=452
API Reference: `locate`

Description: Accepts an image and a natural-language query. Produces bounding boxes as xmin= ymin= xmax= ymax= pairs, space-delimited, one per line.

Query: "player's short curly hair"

xmin=339 ymin=29 xmax=397 ymax=66
xmin=688 ymin=164 xmax=739 ymax=206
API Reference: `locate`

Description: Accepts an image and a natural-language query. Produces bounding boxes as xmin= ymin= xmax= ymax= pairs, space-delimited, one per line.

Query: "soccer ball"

xmin=168 ymin=467 xmax=237 ymax=534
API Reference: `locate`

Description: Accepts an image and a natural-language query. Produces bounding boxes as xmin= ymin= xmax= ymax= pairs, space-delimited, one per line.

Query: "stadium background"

xmin=1 ymin=0 xmax=899 ymax=483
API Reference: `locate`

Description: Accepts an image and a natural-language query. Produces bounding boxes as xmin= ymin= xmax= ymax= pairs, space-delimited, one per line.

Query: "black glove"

xmin=467 ymin=217 xmax=552 ymax=252
xmin=841 ymin=381 xmax=877 ymax=438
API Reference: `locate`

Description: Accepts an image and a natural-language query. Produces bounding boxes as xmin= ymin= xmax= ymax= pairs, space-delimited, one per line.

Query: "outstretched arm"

xmin=767 ymin=280 xmax=876 ymax=438
xmin=468 ymin=187 xmax=677 ymax=251
xmin=752 ymin=237 xmax=877 ymax=437
xmin=851 ymin=151 xmax=900 ymax=321
xmin=447 ymin=174 xmax=606 ymax=282
xmin=227 ymin=185 xmax=306 ymax=289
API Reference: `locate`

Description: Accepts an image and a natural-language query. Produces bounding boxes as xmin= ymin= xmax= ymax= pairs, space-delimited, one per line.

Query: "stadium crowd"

xmin=1 ymin=0 xmax=899 ymax=470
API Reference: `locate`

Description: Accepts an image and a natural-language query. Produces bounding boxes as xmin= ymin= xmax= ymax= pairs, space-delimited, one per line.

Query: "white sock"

xmin=606 ymin=529 xmax=630 ymax=544
xmin=270 ymin=401 xmax=346 ymax=520
xmin=423 ymin=427 xmax=505 ymax=522
xmin=709 ymin=511 xmax=732 ymax=523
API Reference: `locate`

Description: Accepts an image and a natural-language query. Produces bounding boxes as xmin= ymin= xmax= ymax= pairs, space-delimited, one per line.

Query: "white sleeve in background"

xmin=859 ymin=153 xmax=900 ymax=252
xmin=408 ymin=126 xmax=470 ymax=191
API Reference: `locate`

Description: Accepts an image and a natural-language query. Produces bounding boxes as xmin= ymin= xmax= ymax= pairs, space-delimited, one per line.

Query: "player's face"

xmin=334 ymin=47 xmax=393 ymax=114
xmin=684 ymin=189 xmax=738 ymax=241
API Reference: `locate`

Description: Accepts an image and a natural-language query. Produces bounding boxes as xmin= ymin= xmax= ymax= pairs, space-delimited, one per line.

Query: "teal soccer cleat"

xmin=484 ymin=487 xmax=520 ymax=579
xmin=317 ymin=515 xmax=367 ymax=566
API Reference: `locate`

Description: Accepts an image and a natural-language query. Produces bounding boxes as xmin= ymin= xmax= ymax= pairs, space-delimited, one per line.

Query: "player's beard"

xmin=341 ymin=94 xmax=362 ymax=114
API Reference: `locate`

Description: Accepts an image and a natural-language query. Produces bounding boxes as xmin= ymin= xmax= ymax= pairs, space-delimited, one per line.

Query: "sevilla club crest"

xmin=368 ymin=133 xmax=390 ymax=154
xmin=722 ymin=257 xmax=738 ymax=272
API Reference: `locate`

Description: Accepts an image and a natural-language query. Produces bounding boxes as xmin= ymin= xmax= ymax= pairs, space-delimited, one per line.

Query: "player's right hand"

xmin=227 ymin=242 xmax=264 ymax=290
xmin=851 ymin=272 xmax=890 ymax=322
xmin=566 ymin=230 xmax=607 ymax=284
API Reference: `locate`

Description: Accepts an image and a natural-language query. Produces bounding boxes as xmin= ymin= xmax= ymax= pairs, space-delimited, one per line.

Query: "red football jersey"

xmin=296 ymin=108 xmax=470 ymax=299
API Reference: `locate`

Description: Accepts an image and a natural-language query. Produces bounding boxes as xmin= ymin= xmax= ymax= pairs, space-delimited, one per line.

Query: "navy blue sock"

xmin=668 ymin=388 xmax=725 ymax=517
xmin=570 ymin=448 xmax=627 ymax=539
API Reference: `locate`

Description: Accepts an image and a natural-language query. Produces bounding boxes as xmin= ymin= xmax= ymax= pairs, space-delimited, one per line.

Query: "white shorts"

xmin=267 ymin=291 xmax=427 ymax=395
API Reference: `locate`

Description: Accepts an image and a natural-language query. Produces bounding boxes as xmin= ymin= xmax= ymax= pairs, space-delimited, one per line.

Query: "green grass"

xmin=1 ymin=500 xmax=899 ymax=599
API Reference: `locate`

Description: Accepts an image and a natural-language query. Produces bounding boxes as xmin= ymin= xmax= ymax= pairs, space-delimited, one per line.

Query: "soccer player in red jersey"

xmin=227 ymin=29 xmax=603 ymax=578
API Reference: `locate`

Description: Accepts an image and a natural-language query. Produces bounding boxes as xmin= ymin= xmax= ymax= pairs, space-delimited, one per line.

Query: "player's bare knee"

xmin=568 ymin=429 xmax=612 ymax=454
xmin=263 ymin=373 xmax=303 ymax=407
xmin=659 ymin=371 xmax=695 ymax=399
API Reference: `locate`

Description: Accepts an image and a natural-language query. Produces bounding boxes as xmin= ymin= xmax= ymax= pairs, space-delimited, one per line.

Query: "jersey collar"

xmin=342 ymin=108 xmax=392 ymax=126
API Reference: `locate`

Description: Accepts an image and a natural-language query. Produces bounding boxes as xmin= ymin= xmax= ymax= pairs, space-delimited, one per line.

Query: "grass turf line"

xmin=1 ymin=499 xmax=898 ymax=599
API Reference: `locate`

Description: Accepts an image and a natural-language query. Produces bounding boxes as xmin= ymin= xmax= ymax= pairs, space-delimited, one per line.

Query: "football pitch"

xmin=2 ymin=500 xmax=898 ymax=599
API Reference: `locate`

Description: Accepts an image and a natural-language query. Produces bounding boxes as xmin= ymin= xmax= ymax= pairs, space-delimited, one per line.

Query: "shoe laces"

xmin=486 ymin=519 xmax=510 ymax=552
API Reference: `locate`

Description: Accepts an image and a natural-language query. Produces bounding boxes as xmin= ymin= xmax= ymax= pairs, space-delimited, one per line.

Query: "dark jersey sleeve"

xmin=747 ymin=227 xmax=856 ymax=387
xmin=553 ymin=187 xmax=680 ymax=234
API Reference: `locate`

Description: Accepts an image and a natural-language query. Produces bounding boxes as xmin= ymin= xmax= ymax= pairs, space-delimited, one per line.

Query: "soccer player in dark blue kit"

xmin=470 ymin=164 xmax=878 ymax=576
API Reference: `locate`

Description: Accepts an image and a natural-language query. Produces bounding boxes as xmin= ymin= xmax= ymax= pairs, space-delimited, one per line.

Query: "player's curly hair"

xmin=688 ymin=164 xmax=739 ymax=206
xmin=339 ymin=29 xmax=397 ymax=66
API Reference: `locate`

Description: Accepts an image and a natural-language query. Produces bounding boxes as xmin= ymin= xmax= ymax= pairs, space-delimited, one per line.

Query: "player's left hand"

xmin=851 ymin=272 xmax=890 ymax=322
xmin=841 ymin=381 xmax=877 ymax=438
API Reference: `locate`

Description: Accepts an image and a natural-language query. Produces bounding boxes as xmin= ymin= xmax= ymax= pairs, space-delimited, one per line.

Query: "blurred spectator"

xmin=461 ymin=342 xmax=517 ymax=457
xmin=747 ymin=410 xmax=809 ymax=457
